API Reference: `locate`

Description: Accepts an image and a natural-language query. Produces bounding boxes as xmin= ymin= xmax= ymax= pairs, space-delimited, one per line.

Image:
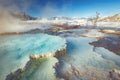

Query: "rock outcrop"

xmin=90 ymin=36 xmax=120 ymax=55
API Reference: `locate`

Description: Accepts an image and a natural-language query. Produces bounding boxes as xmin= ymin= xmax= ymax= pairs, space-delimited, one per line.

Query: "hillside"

xmin=99 ymin=14 xmax=120 ymax=22
xmin=11 ymin=12 xmax=37 ymax=20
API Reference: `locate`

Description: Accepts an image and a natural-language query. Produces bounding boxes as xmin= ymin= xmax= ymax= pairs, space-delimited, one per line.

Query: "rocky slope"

xmin=99 ymin=14 xmax=120 ymax=22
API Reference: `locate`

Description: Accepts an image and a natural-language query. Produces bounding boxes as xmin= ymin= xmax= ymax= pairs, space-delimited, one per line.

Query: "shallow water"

xmin=65 ymin=37 xmax=120 ymax=68
xmin=55 ymin=36 xmax=120 ymax=80
xmin=1 ymin=29 xmax=120 ymax=80
xmin=0 ymin=34 xmax=66 ymax=80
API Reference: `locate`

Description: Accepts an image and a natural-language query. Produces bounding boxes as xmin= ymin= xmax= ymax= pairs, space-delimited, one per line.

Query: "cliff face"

xmin=6 ymin=47 xmax=66 ymax=80
xmin=99 ymin=14 xmax=120 ymax=22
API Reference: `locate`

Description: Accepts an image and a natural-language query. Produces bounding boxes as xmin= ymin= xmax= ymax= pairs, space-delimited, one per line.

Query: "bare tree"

xmin=88 ymin=12 xmax=100 ymax=28
xmin=93 ymin=12 xmax=100 ymax=28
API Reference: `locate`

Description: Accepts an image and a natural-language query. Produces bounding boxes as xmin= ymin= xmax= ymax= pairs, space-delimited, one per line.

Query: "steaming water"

xmin=0 ymin=31 xmax=120 ymax=80
xmin=65 ymin=37 xmax=120 ymax=69
xmin=0 ymin=33 xmax=66 ymax=80
xmin=56 ymin=37 xmax=120 ymax=79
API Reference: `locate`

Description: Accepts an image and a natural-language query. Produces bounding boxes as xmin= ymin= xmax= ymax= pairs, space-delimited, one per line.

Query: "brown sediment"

xmin=80 ymin=34 xmax=103 ymax=39
xmin=52 ymin=24 xmax=80 ymax=30
xmin=99 ymin=30 xmax=120 ymax=36
xmin=0 ymin=32 xmax=25 ymax=36
xmin=90 ymin=37 xmax=120 ymax=55
xmin=109 ymin=69 xmax=120 ymax=80
xmin=0 ymin=23 xmax=81 ymax=36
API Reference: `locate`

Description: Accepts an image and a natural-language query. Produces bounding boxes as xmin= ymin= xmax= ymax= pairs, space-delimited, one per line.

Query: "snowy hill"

xmin=99 ymin=14 xmax=120 ymax=22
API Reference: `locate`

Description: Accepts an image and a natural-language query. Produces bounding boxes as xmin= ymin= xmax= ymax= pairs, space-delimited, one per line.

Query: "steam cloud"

xmin=0 ymin=7 xmax=25 ymax=33
xmin=0 ymin=0 xmax=71 ymax=33
xmin=0 ymin=0 xmax=33 ymax=33
xmin=41 ymin=3 xmax=59 ymax=17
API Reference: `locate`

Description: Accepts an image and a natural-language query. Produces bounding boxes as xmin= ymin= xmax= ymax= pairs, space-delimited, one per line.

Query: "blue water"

xmin=1 ymin=33 xmax=120 ymax=80
xmin=0 ymin=33 xmax=66 ymax=80
xmin=65 ymin=37 xmax=120 ymax=69
xmin=56 ymin=37 xmax=120 ymax=80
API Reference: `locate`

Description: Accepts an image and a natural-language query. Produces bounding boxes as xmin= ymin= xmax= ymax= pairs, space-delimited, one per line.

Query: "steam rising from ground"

xmin=41 ymin=3 xmax=59 ymax=17
xmin=0 ymin=0 xmax=34 ymax=33
xmin=0 ymin=7 xmax=25 ymax=33
xmin=0 ymin=0 xmax=71 ymax=33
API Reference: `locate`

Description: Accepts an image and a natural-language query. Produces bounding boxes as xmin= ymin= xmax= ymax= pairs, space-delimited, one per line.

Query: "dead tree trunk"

xmin=93 ymin=12 xmax=100 ymax=28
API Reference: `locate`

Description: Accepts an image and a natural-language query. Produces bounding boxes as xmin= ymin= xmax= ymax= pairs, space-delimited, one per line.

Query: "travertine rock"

xmin=109 ymin=69 xmax=120 ymax=80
